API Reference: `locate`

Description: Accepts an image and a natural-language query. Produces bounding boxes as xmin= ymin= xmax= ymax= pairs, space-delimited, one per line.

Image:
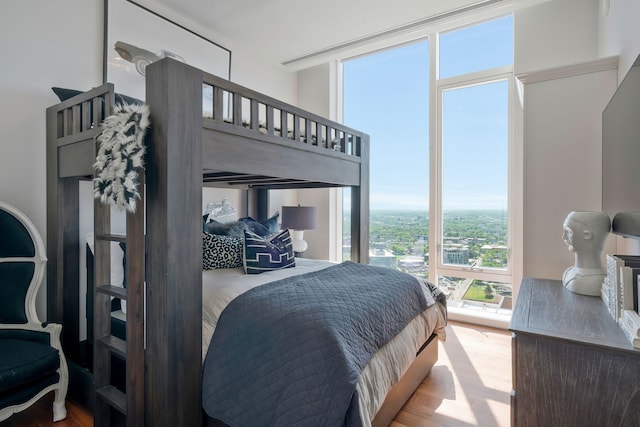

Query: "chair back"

xmin=0 ymin=202 xmax=47 ymax=324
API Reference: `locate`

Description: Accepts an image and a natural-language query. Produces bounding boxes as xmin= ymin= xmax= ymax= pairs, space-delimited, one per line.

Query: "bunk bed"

xmin=45 ymin=58 xmax=447 ymax=427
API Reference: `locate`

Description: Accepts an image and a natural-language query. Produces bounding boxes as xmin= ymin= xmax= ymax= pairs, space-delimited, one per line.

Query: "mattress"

xmin=201 ymin=258 xmax=447 ymax=426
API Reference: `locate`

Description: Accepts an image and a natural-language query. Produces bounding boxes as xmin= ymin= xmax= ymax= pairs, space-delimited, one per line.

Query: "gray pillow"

xmin=203 ymin=220 xmax=247 ymax=238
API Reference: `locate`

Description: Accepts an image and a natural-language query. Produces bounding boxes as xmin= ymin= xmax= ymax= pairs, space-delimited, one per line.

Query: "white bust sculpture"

xmin=562 ymin=211 xmax=611 ymax=296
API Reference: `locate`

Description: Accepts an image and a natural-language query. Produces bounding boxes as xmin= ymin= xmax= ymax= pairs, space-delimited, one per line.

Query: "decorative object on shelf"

xmin=611 ymin=211 xmax=640 ymax=238
xmin=606 ymin=211 xmax=640 ymax=347
xmin=617 ymin=256 xmax=640 ymax=312
xmin=281 ymin=205 xmax=317 ymax=257
xmin=605 ymin=254 xmax=640 ymax=347
xmin=620 ymin=307 xmax=640 ymax=348
xmin=603 ymin=254 xmax=623 ymax=321
xmin=561 ymin=211 xmax=611 ymax=296
xmin=93 ymin=102 xmax=150 ymax=213
xmin=114 ymin=40 xmax=185 ymax=76
xmin=204 ymin=198 xmax=237 ymax=223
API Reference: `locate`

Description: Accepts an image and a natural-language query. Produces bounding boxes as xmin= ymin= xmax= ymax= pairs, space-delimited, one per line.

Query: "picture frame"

xmin=103 ymin=0 xmax=231 ymax=101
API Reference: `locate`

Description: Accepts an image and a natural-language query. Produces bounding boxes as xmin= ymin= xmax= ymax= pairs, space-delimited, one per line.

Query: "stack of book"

xmin=604 ymin=254 xmax=640 ymax=348
xmin=620 ymin=309 xmax=640 ymax=348
xmin=603 ymin=254 xmax=622 ymax=321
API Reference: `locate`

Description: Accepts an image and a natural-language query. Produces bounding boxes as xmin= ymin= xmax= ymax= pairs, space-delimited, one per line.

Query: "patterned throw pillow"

xmin=202 ymin=232 xmax=243 ymax=270
xmin=243 ymin=229 xmax=295 ymax=274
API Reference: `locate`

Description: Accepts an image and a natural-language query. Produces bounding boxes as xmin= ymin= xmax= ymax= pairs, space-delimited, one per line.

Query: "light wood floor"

xmin=0 ymin=321 xmax=511 ymax=427
xmin=393 ymin=321 xmax=512 ymax=427
xmin=0 ymin=394 xmax=93 ymax=427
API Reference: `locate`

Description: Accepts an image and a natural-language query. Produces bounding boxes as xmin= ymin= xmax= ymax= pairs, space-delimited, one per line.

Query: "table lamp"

xmin=281 ymin=205 xmax=317 ymax=256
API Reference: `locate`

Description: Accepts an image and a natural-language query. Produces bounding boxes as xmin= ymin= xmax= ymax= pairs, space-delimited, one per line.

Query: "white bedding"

xmin=201 ymin=259 xmax=447 ymax=426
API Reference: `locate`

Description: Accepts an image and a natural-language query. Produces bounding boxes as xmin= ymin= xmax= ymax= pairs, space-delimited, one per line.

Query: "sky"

xmin=343 ymin=15 xmax=513 ymax=211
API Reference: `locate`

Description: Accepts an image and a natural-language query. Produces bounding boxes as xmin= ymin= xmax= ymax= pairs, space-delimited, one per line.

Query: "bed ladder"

xmin=92 ymin=173 xmax=145 ymax=427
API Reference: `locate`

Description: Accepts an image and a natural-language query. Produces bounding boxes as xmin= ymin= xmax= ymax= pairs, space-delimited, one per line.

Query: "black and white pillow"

xmin=203 ymin=232 xmax=243 ymax=270
xmin=243 ymin=229 xmax=295 ymax=275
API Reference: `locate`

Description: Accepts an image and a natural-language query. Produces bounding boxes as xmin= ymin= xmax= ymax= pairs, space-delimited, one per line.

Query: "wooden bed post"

xmin=351 ymin=134 xmax=370 ymax=264
xmin=145 ymin=58 xmax=203 ymax=427
xmin=46 ymin=106 xmax=81 ymax=358
xmin=247 ymin=188 xmax=269 ymax=221
xmin=46 ymin=84 xmax=117 ymax=411
xmin=45 ymin=106 xmax=63 ymax=324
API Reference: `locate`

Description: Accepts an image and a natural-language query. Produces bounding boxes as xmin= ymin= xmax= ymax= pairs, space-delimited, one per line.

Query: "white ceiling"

xmin=132 ymin=0 xmax=511 ymax=69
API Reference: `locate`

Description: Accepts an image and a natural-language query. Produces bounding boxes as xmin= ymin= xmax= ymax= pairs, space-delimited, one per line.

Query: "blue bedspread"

xmin=202 ymin=261 xmax=441 ymax=426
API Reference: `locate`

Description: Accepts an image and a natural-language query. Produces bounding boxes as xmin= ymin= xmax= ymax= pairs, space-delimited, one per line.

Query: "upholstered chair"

xmin=0 ymin=201 xmax=68 ymax=422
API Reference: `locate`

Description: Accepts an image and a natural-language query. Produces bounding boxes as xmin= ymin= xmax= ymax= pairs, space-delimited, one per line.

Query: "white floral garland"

xmin=93 ymin=103 xmax=150 ymax=213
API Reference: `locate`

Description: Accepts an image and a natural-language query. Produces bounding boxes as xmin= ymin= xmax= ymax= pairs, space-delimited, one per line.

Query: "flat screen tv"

xmin=603 ymin=55 xmax=640 ymax=222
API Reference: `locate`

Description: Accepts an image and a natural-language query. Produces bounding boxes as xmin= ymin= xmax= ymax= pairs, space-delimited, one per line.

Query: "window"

xmin=439 ymin=15 xmax=513 ymax=79
xmin=435 ymin=17 xmax=513 ymax=319
xmin=342 ymin=15 xmax=514 ymax=322
xmin=343 ymin=40 xmax=430 ymax=278
xmin=439 ymin=80 xmax=509 ymax=271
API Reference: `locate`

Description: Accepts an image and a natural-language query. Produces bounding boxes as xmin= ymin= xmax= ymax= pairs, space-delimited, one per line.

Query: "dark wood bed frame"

xmin=45 ymin=57 xmax=438 ymax=426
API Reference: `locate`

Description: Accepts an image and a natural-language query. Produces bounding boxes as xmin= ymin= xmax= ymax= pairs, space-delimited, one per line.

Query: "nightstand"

xmin=510 ymin=277 xmax=640 ymax=426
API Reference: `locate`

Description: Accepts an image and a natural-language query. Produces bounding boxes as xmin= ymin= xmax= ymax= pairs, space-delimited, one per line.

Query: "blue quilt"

xmin=202 ymin=261 xmax=442 ymax=426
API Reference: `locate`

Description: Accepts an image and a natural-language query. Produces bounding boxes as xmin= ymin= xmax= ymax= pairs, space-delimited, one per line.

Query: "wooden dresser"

xmin=510 ymin=277 xmax=640 ymax=427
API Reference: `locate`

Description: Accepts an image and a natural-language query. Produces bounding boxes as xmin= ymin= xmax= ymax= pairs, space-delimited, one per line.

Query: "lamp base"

xmin=291 ymin=229 xmax=308 ymax=257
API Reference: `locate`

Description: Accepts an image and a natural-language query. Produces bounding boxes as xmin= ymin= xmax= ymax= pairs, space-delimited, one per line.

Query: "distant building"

xmin=481 ymin=244 xmax=508 ymax=250
xmin=443 ymin=245 xmax=469 ymax=265
xmin=398 ymin=256 xmax=425 ymax=271
xmin=369 ymin=248 xmax=397 ymax=269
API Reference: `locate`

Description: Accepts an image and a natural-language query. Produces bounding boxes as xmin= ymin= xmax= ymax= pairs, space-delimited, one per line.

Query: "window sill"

xmin=447 ymin=305 xmax=511 ymax=330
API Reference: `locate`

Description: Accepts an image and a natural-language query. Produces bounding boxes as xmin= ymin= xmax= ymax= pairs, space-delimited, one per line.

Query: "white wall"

xmin=295 ymin=63 xmax=342 ymax=261
xmin=519 ymin=64 xmax=617 ymax=279
xmin=1 ymin=0 xmax=298 ymax=319
xmin=231 ymin=50 xmax=298 ymax=105
xmin=517 ymin=0 xmax=640 ymax=280
xmin=1 ymin=1 xmax=103 ymax=319
xmin=514 ymin=0 xmax=599 ymax=74
xmin=514 ymin=0 xmax=615 ymax=280
xmin=598 ymin=0 xmax=640 ymax=80
xmin=1 ymin=0 xmax=102 ymax=226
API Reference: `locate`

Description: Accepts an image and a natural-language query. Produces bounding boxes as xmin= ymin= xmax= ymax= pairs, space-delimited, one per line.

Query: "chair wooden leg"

xmin=53 ymin=331 xmax=69 ymax=422
xmin=52 ymin=389 xmax=67 ymax=422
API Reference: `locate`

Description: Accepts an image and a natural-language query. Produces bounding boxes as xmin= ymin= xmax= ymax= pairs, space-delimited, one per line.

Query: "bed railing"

xmin=202 ymin=72 xmax=366 ymax=159
xmin=50 ymin=74 xmax=367 ymax=167
xmin=54 ymin=85 xmax=114 ymax=145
